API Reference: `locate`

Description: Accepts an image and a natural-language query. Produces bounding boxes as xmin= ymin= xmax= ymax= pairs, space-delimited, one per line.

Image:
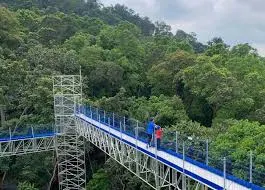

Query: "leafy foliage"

xmin=87 ymin=169 xmax=110 ymax=190
xmin=18 ymin=182 xmax=38 ymax=190
xmin=1 ymin=0 xmax=265 ymax=188
xmin=210 ymin=120 xmax=265 ymax=183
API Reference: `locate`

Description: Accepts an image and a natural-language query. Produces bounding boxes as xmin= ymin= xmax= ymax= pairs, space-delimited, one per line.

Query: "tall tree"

xmin=206 ymin=37 xmax=229 ymax=56
xmin=0 ymin=7 xmax=22 ymax=51
xmin=148 ymin=51 xmax=195 ymax=96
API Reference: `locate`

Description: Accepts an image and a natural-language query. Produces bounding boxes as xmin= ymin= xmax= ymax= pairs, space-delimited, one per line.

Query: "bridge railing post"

xmin=250 ymin=151 xmax=253 ymax=184
xmin=31 ymin=126 xmax=36 ymax=148
xmin=96 ymin=108 xmax=99 ymax=121
xmin=77 ymin=103 xmax=80 ymax=114
xmin=206 ymin=139 xmax=209 ymax=165
xmin=223 ymin=157 xmax=226 ymax=189
xmin=136 ymin=120 xmax=140 ymax=176
xmin=31 ymin=126 xmax=34 ymax=138
xmin=9 ymin=127 xmax=13 ymax=153
xmin=104 ymin=111 xmax=106 ymax=124
xmin=120 ymin=121 xmax=122 ymax=140
xmin=175 ymin=131 xmax=178 ymax=153
xmin=154 ymin=131 xmax=159 ymax=189
xmin=90 ymin=105 xmax=92 ymax=118
xmin=123 ymin=116 xmax=126 ymax=132
xmin=182 ymin=141 xmax=186 ymax=189
xmin=120 ymin=121 xmax=125 ymax=165
xmin=9 ymin=127 xmax=11 ymax=141
xmin=108 ymin=117 xmax=111 ymax=133
xmin=136 ymin=120 xmax=139 ymax=142
xmin=112 ymin=113 xmax=114 ymax=127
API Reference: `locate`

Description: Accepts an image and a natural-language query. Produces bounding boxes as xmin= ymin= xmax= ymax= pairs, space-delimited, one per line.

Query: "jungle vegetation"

xmin=0 ymin=0 xmax=264 ymax=189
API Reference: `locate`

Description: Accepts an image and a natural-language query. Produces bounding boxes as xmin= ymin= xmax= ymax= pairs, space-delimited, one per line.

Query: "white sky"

xmin=101 ymin=0 xmax=265 ymax=56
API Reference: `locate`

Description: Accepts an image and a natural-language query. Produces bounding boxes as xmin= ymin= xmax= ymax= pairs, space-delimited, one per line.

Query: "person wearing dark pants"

xmin=146 ymin=118 xmax=155 ymax=148
xmin=147 ymin=133 xmax=152 ymax=147
xmin=155 ymin=126 xmax=163 ymax=150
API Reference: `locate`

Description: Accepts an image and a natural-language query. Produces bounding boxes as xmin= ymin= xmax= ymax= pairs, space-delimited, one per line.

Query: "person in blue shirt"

xmin=146 ymin=117 xmax=156 ymax=148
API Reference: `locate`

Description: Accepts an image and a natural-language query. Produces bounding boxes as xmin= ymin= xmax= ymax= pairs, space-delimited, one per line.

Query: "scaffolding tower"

xmin=53 ymin=74 xmax=86 ymax=190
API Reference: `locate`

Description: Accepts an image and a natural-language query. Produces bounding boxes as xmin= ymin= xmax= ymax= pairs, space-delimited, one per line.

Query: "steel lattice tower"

xmin=53 ymin=74 xmax=86 ymax=190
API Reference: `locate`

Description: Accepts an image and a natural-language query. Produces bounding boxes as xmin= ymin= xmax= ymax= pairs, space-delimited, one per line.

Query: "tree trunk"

xmin=48 ymin=159 xmax=58 ymax=190
xmin=0 ymin=106 xmax=5 ymax=128
xmin=211 ymin=104 xmax=219 ymax=119
xmin=0 ymin=172 xmax=7 ymax=190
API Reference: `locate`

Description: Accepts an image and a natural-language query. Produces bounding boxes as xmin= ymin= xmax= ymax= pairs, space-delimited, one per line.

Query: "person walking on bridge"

xmin=146 ymin=117 xmax=156 ymax=148
xmin=155 ymin=126 xmax=163 ymax=150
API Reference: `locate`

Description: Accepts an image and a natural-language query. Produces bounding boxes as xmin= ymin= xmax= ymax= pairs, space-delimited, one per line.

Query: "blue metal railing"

xmin=1 ymin=105 xmax=263 ymax=188
xmin=0 ymin=124 xmax=55 ymax=142
xmin=78 ymin=104 xmax=265 ymax=188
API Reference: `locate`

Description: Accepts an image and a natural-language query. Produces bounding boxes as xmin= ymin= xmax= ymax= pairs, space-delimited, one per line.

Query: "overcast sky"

xmin=101 ymin=0 xmax=265 ymax=55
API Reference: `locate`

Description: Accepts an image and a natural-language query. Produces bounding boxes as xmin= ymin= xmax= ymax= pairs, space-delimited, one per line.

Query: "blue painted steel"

xmin=77 ymin=115 xmax=223 ymax=190
xmin=77 ymin=105 xmax=265 ymax=190
xmin=1 ymin=105 xmax=264 ymax=189
xmin=0 ymin=133 xmax=56 ymax=142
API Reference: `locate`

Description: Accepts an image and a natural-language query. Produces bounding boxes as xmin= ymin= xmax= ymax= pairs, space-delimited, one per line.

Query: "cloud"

xmin=101 ymin=0 xmax=158 ymax=17
xmin=101 ymin=0 xmax=265 ymax=55
xmin=253 ymin=43 xmax=265 ymax=56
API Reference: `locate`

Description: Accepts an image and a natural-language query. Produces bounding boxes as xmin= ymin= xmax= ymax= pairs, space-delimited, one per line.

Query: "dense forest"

xmin=0 ymin=0 xmax=264 ymax=189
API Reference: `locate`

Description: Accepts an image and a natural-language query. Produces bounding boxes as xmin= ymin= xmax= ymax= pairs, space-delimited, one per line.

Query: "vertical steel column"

xmin=53 ymin=75 xmax=86 ymax=190
xmin=187 ymin=177 xmax=190 ymax=190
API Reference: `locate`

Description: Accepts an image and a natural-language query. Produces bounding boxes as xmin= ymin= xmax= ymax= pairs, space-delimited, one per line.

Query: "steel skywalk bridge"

xmin=0 ymin=131 xmax=56 ymax=157
xmin=0 ymin=75 xmax=264 ymax=190
xmin=74 ymin=107 xmax=264 ymax=190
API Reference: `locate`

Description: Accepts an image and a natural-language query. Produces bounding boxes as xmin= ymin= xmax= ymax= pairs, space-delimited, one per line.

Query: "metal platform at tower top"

xmin=0 ymin=74 xmax=264 ymax=190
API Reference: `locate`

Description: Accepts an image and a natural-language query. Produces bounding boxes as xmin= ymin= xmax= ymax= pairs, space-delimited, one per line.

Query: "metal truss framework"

xmin=53 ymin=75 xmax=86 ymax=190
xmin=0 ymin=136 xmax=55 ymax=158
xmin=76 ymin=118 xmax=208 ymax=190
